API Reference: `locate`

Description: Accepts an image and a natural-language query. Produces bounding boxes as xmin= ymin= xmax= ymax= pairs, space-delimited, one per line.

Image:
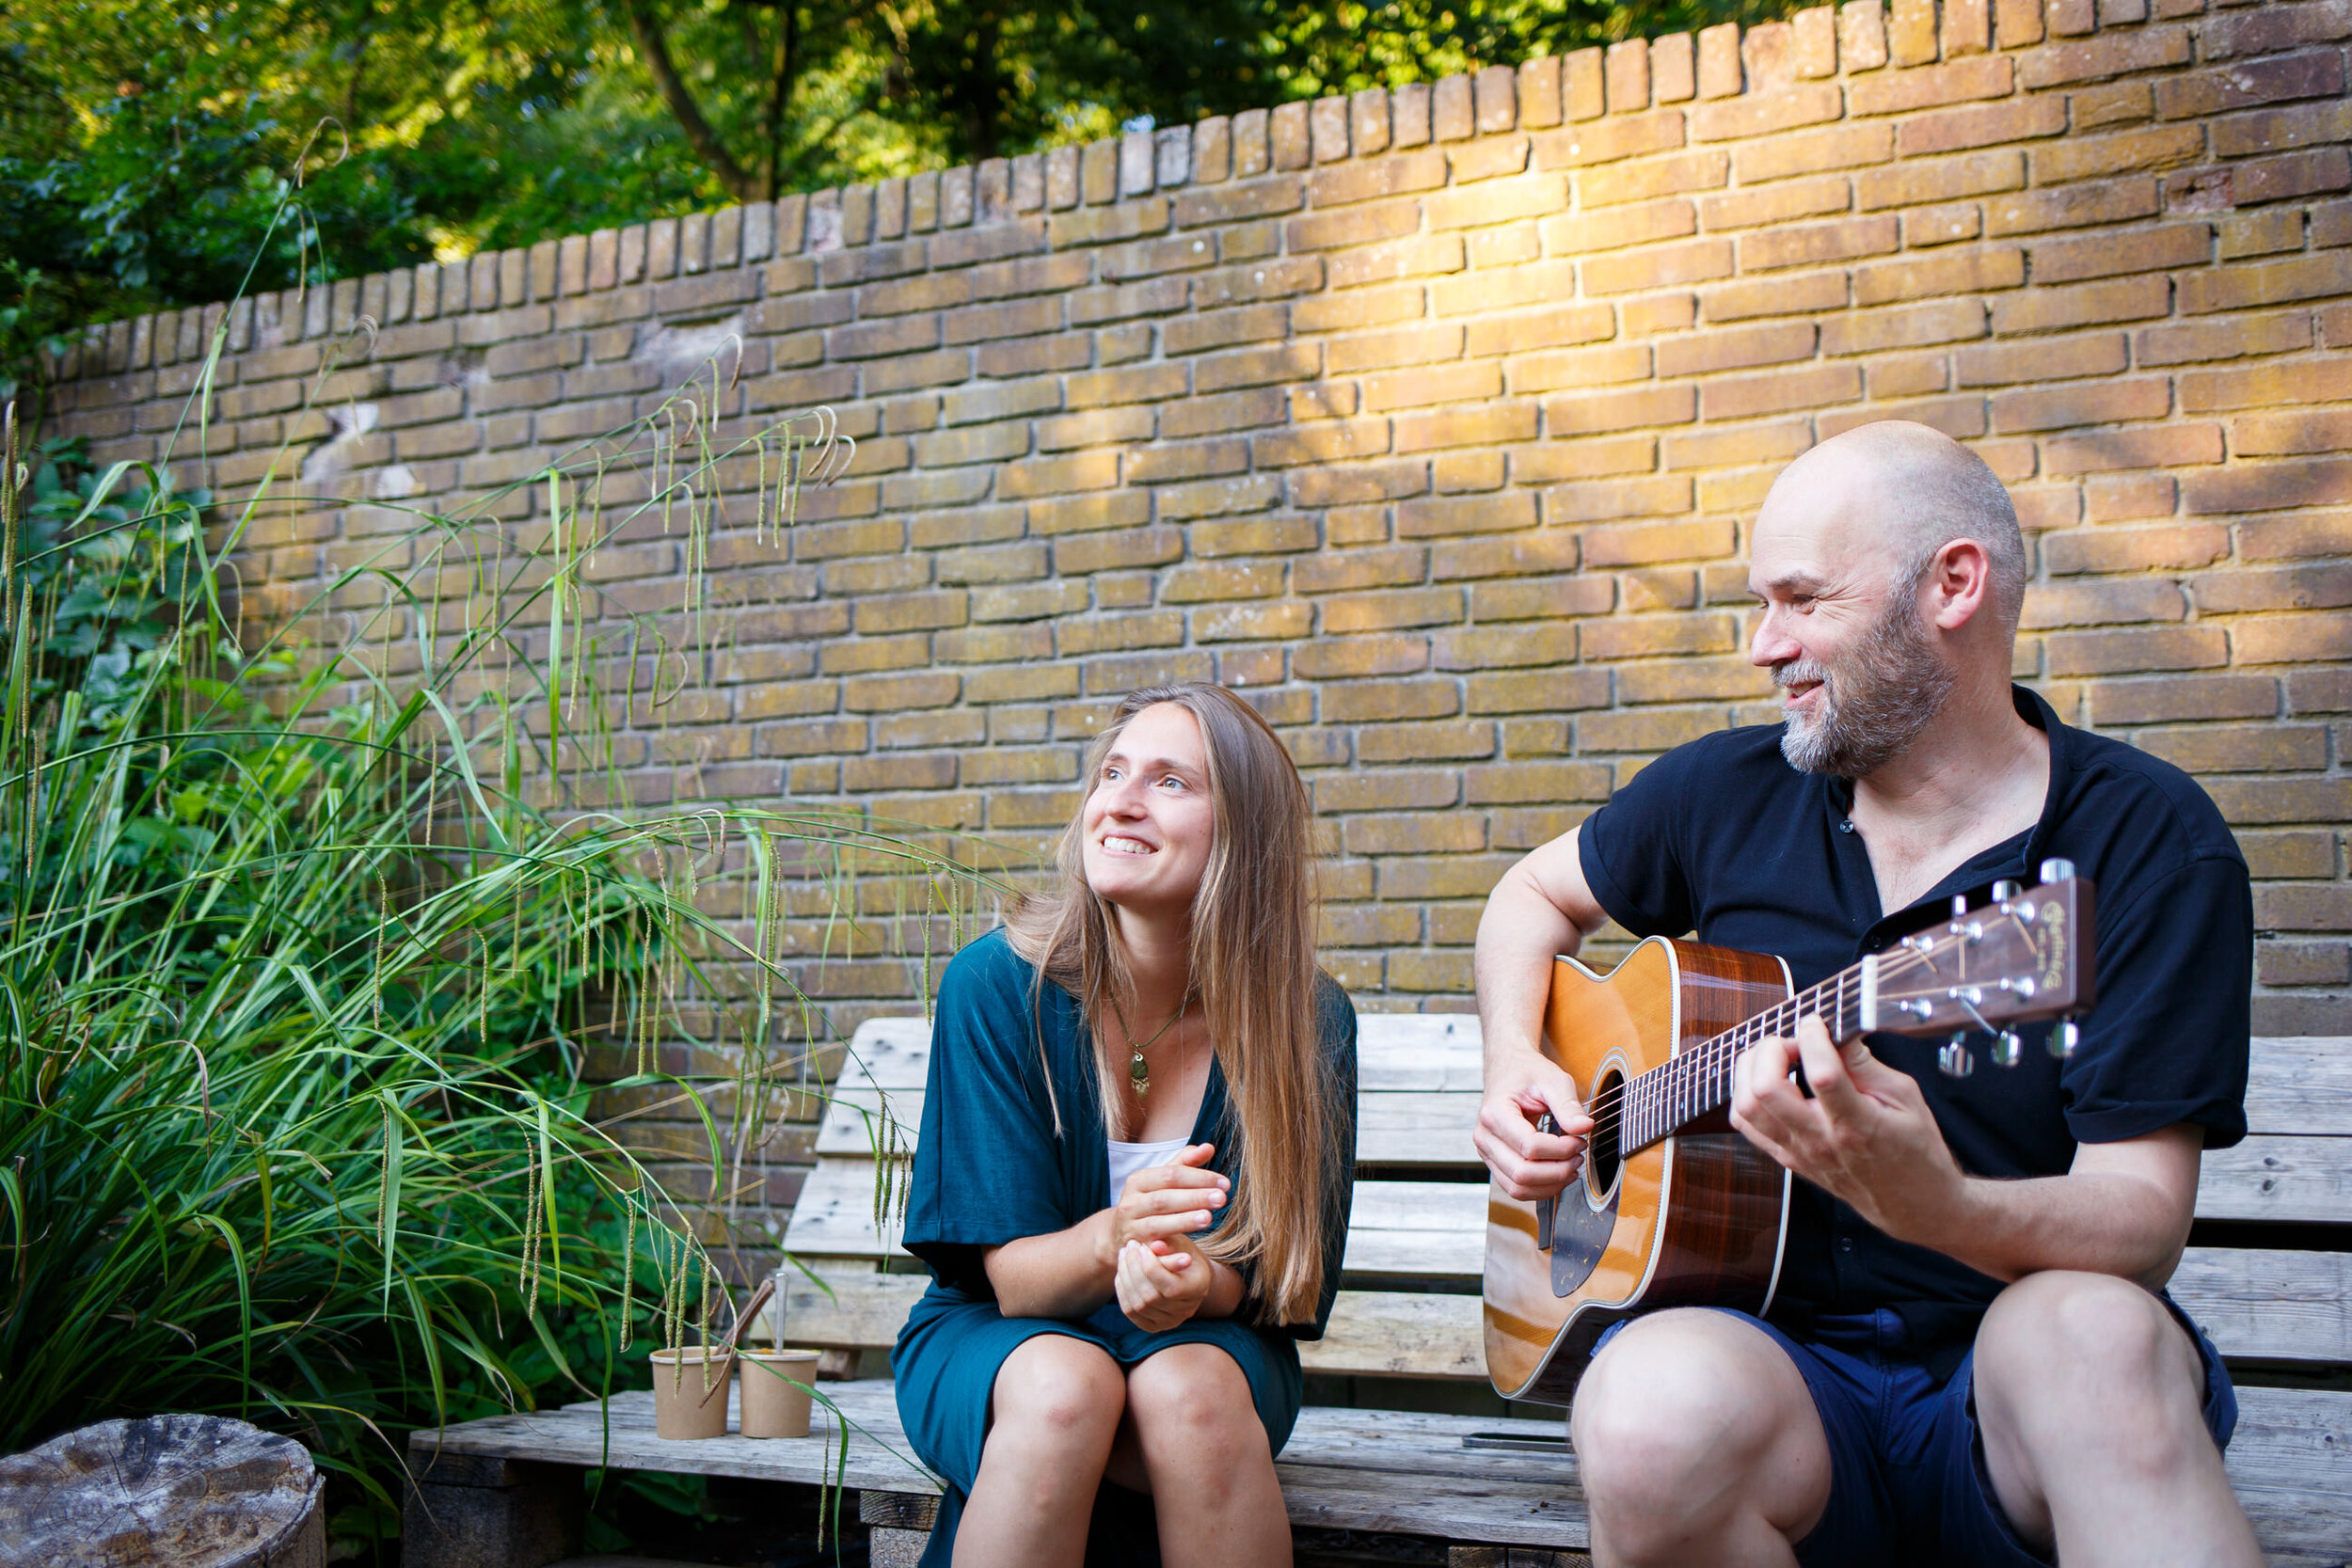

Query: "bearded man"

xmin=1472 ymin=420 xmax=2260 ymax=1568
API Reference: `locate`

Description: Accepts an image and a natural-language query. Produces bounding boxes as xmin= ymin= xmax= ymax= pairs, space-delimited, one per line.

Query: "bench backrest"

xmin=778 ymin=1017 xmax=2352 ymax=1385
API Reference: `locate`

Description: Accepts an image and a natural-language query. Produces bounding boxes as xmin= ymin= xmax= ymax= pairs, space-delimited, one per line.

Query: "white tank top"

xmin=1104 ymin=1135 xmax=1190 ymax=1200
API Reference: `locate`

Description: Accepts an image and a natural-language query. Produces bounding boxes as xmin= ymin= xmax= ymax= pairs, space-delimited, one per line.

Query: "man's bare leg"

xmin=1570 ymin=1309 xmax=1832 ymax=1568
xmin=1105 ymin=1342 xmax=1292 ymax=1568
xmin=1973 ymin=1271 xmax=2261 ymax=1568
xmin=955 ymin=1336 xmax=1125 ymax=1568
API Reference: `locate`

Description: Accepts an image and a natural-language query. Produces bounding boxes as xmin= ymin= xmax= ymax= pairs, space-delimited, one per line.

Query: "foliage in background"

xmin=0 ymin=0 xmax=1804 ymax=332
xmin=0 ymin=298 xmax=1001 ymax=1553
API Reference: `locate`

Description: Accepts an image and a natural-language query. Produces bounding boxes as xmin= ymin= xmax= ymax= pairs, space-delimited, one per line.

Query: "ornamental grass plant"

xmin=0 ymin=297 xmax=1003 ymax=1554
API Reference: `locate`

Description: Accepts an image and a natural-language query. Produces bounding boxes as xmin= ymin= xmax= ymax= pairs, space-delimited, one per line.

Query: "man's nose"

xmin=1748 ymin=607 xmax=1797 ymax=668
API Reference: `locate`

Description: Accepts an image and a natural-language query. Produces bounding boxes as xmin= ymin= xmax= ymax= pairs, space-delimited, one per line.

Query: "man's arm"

xmin=1733 ymin=1019 xmax=2201 ymax=1287
xmin=1473 ymin=828 xmax=1609 ymax=1200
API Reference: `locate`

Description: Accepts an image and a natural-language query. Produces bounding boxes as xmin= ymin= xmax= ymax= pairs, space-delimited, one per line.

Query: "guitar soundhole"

xmin=1584 ymin=1066 xmax=1625 ymax=1207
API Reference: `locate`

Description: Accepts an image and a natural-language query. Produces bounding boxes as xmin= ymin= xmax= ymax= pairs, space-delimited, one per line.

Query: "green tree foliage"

xmin=0 ymin=0 xmax=1795 ymax=328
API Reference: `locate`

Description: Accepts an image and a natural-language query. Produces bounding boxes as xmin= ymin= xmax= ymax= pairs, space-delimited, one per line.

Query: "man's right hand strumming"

xmin=1473 ymin=824 xmax=1612 ymax=1201
xmin=1475 ymin=1055 xmax=1593 ymax=1200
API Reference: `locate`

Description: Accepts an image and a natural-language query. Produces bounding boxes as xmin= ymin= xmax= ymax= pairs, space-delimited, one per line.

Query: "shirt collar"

xmin=1839 ymin=684 xmax=2074 ymax=948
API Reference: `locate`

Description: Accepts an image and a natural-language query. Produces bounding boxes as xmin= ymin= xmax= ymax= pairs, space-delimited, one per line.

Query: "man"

xmin=1472 ymin=420 xmax=2259 ymax=1568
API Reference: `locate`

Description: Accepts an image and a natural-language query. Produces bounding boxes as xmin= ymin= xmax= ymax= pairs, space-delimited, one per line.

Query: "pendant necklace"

xmin=1113 ymin=990 xmax=1194 ymax=1101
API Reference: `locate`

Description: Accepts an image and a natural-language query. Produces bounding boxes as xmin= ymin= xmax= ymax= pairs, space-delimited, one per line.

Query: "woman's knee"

xmin=992 ymin=1337 xmax=1126 ymax=1453
xmin=1123 ymin=1345 xmax=1267 ymax=1454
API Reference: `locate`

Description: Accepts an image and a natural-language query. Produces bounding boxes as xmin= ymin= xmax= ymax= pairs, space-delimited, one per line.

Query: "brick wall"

xmin=43 ymin=0 xmax=2352 ymax=1235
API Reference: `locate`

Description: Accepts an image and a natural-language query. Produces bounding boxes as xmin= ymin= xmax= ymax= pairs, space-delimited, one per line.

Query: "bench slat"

xmin=2172 ymin=1246 xmax=2352 ymax=1364
xmin=825 ymin=1020 xmax=2346 ymax=1129
xmin=779 ymin=1271 xmax=1487 ymax=1380
xmin=2242 ymin=1037 xmax=2352 ymax=1137
xmin=786 ymin=1164 xmax=1489 ymax=1280
xmin=416 ymin=1380 xmax=2352 ymax=1563
xmin=814 ymin=1086 xmax=1486 ymax=1164
xmin=2197 ymin=1134 xmax=2352 ymax=1224
xmin=777 ymin=1244 xmax=2352 ymax=1373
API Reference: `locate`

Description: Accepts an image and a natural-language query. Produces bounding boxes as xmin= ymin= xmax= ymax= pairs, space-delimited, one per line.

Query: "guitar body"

xmin=1485 ymin=937 xmax=1796 ymax=1406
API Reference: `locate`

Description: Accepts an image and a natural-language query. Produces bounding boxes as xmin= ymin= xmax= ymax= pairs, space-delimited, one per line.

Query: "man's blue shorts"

xmin=1592 ymin=1298 xmax=2236 ymax=1568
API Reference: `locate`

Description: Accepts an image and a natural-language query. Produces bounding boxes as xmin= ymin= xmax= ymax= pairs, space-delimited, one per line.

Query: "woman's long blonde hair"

xmin=1002 ymin=681 xmax=1339 ymax=1326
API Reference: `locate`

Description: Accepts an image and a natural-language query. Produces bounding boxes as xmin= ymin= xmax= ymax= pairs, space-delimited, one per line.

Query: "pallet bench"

xmin=405 ymin=1018 xmax=2352 ymax=1568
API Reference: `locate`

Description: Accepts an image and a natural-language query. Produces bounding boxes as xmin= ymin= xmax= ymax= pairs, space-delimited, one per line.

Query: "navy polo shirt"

xmin=1578 ymin=686 xmax=2251 ymax=1363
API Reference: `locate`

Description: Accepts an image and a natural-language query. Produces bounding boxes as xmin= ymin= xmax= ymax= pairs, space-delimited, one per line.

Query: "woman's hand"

xmin=1099 ymin=1142 xmax=1228 ymax=1267
xmin=1115 ymin=1233 xmax=1214 ymax=1331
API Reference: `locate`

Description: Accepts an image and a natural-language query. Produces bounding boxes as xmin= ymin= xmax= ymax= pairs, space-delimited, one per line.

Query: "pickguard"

xmin=1542 ymin=1174 xmax=1617 ymax=1296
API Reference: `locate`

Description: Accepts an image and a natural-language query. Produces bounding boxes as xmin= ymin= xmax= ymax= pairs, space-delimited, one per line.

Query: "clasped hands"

xmin=1476 ymin=1016 xmax=1964 ymax=1243
xmin=1104 ymin=1142 xmax=1227 ymax=1331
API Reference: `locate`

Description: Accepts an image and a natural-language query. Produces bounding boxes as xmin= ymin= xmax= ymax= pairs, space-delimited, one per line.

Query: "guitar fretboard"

xmin=1618 ymin=963 xmax=1868 ymax=1152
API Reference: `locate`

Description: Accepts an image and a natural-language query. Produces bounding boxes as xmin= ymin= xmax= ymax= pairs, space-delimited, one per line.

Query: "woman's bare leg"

xmin=954 ymin=1336 xmax=1125 ymax=1568
xmin=1106 ymin=1342 xmax=1292 ymax=1568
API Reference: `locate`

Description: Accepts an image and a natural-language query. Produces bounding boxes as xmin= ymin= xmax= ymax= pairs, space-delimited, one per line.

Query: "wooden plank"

xmin=2196 ymin=1135 xmax=2352 ymax=1225
xmin=781 ymin=1157 xmax=908 ymax=1258
xmin=814 ymin=1086 xmax=1483 ymax=1164
xmin=789 ymin=1169 xmax=1488 ymax=1281
xmin=2243 ymin=1037 xmax=2352 ymax=1137
xmin=2171 ymin=1247 xmax=2352 ymax=1366
xmin=782 ymin=1272 xmax=1487 ymax=1380
xmin=1344 ymin=1182 xmax=1486 ymax=1278
xmin=835 ymin=1018 xmax=932 ymax=1090
xmin=419 ymin=1381 xmax=2352 ymax=1562
xmin=2227 ymin=1386 xmax=2352 ymax=1568
xmin=1305 ymin=1291 xmax=1485 ymax=1381
xmin=819 ymin=1022 xmax=2351 ymax=1153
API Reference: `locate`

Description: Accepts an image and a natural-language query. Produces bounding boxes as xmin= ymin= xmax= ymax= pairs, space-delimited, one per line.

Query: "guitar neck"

xmin=1620 ymin=960 xmax=1870 ymax=1153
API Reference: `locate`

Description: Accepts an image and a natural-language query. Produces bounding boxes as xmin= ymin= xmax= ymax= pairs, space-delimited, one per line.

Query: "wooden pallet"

xmin=404 ymin=1020 xmax=2352 ymax=1567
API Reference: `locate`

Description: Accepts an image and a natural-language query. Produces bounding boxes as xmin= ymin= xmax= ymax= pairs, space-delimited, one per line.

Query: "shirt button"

xmin=1837 ymin=819 xmax=1856 ymax=833
xmin=1839 ymin=1237 xmax=1856 ymax=1254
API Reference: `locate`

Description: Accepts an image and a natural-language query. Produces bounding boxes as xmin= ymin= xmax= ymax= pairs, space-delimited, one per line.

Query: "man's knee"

xmin=1572 ymin=1312 xmax=1818 ymax=1513
xmin=1977 ymin=1272 xmax=2205 ymax=1455
xmin=1978 ymin=1272 xmax=2198 ymax=1407
xmin=993 ymin=1337 xmax=1125 ymax=1452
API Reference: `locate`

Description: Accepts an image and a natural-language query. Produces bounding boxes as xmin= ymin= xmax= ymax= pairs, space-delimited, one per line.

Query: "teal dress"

xmin=892 ymin=928 xmax=1358 ymax=1567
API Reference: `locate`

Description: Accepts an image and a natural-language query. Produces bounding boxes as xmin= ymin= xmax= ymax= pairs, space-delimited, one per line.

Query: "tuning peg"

xmin=2038 ymin=857 xmax=2075 ymax=885
xmin=1992 ymin=879 xmax=2021 ymax=904
xmin=1992 ymin=1031 xmax=2024 ymax=1068
xmin=2048 ymin=1021 xmax=2080 ymax=1060
xmin=1937 ymin=1038 xmax=1975 ymax=1078
xmin=1950 ymin=894 xmax=1970 ymax=919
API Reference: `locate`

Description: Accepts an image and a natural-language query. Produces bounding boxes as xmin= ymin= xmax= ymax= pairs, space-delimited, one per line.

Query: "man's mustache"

xmin=1773 ymin=659 xmax=1831 ymax=691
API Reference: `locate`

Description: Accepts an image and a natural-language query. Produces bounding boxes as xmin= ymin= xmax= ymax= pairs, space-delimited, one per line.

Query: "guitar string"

xmin=1570 ymin=968 xmax=1865 ymax=1141
xmin=1570 ymin=913 xmax=2039 ymax=1147
xmin=1562 ymin=922 xmax=2019 ymax=1145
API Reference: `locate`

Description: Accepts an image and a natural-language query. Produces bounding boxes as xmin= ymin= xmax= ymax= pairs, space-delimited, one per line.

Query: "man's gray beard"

xmin=1776 ymin=580 xmax=1957 ymax=779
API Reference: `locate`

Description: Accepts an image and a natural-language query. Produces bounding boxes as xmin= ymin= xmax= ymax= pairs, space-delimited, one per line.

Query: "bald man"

xmin=1473 ymin=422 xmax=2260 ymax=1568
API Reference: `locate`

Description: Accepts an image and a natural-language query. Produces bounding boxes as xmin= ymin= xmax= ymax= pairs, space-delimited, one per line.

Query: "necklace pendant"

xmin=1130 ymin=1050 xmax=1150 ymax=1099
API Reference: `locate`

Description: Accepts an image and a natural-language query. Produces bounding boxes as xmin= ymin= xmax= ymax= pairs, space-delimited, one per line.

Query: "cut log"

xmin=0 ymin=1414 xmax=324 ymax=1568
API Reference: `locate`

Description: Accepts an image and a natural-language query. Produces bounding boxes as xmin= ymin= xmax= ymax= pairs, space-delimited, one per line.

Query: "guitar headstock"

xmin=1860 ymin=860 xmax=2097 ymax=1076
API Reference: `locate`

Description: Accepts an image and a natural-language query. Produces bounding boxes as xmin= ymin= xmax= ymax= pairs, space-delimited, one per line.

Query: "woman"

xmin=894 ymin=681 xmax=1358 ymax=1568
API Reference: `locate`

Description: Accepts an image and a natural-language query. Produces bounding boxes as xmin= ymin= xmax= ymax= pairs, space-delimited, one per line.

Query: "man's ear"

xmin=1927 ymin=537 xmax=1992 ymax=630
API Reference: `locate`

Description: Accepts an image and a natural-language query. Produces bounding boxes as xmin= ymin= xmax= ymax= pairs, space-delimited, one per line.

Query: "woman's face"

xmin=1080 ymin=703 xmax=1216 ymax=922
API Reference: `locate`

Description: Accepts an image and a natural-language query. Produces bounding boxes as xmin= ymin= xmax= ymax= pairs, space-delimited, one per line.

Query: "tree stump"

xmin=0 ymin=1414 xmax=324 ymax=1568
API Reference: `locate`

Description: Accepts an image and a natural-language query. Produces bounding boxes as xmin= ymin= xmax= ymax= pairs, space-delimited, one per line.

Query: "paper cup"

xmin=738 ymin=1348 xmax=820 ymax=1439
xmin=649 ymin=1348 xmax=733 ymax=1439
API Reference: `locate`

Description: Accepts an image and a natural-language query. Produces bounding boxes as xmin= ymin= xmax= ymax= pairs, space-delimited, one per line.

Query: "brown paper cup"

xmin=738 ymin=1348 xmax=820 ymax=1438
xmin=649 ymin=1348 xmax=733 ymax=1440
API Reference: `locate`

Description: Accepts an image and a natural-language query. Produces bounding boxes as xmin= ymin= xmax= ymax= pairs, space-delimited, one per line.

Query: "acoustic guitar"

xmin=1485 ymin=862 xmax=2096 ymax=1406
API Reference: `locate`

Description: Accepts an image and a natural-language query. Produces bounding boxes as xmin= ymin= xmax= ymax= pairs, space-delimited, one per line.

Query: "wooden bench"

xmin=404 ymin=1018 xmax=2352 ymax=1568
